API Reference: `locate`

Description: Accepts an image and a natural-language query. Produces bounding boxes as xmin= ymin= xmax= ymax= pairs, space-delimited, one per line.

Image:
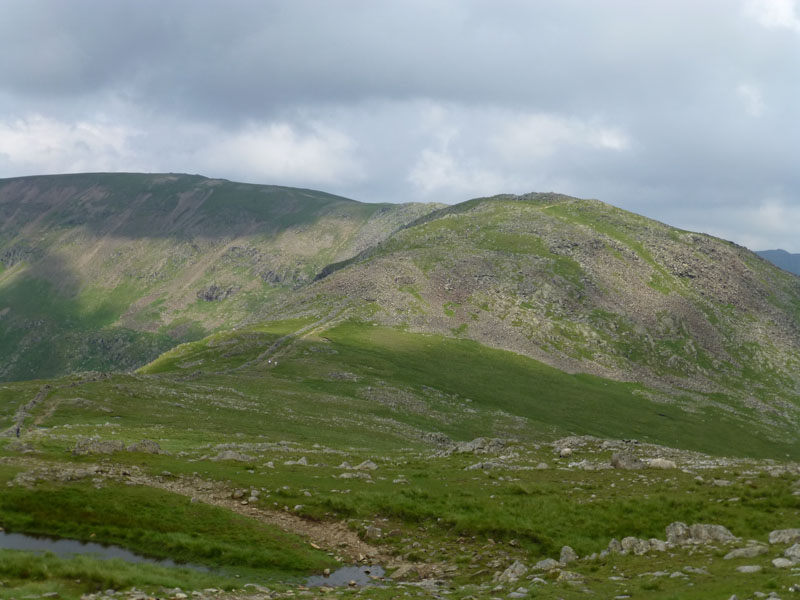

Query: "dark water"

xmin=1 ymin=531 xmax=386 ymax=586
xmin=0 ymin=531 xmax=204 ymax=570
xmin=306 ymin=565 xmax=386 ymax=587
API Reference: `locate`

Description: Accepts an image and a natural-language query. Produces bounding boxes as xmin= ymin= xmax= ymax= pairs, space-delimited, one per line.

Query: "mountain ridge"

xmin=757 ymin=248 xmax=800 ymax=276
xmin=0 ymin=172 xmax=441 ymax=380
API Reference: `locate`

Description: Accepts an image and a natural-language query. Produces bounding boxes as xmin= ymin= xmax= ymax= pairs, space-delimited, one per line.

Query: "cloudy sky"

xmin=1 ymin=1 xmax=799 ymax=251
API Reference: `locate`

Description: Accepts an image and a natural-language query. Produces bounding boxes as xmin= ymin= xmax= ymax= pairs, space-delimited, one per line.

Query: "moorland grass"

xmin=0 ymin=480 xmax=335 ymax=578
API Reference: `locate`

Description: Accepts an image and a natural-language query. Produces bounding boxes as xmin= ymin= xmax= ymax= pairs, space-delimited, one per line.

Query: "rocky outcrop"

xmin=197 ymin=284 xmax=240 ymax=302
xmin=611 ymin=452 xmax=645 ymax=470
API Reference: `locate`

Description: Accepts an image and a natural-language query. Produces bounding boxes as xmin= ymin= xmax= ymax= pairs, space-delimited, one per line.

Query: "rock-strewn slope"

xmin=0 ymin=173 xmax=439 ymax=380
xmin=292 ymin=193 xmax=800 ymax=416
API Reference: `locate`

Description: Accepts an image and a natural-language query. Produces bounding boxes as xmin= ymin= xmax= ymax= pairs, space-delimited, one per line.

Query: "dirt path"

xmin=2 ymin=456 xmax=388 ymax=565
xmin=132 ymin=471 xmax=387 ymax=564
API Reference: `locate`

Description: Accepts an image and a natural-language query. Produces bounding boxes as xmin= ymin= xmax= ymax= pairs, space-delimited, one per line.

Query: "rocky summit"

xmin=1 ymin=173 xmax=800 ymax=599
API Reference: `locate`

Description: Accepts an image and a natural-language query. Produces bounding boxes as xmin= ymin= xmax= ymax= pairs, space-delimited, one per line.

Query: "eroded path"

xmin=1 ymin=456 xmax=388 ymax=566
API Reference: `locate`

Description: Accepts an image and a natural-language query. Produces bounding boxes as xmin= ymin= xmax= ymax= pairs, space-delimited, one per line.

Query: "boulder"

xmin=724 ymin=545 xmax=768 ymax=560
xmin=560 ymin=545 xmax=578 ymax=564
xmin=773 ymin=557 xmax=795 ymax=568
xmin=533 ymin=558 xmax=562 ymax=571
xmin=689 ymin=523 xmax=736 ymax=543
xmin=556 ymin=570 xmax=584 ymax=584
xmin=72 ymin=438 xmax=125 ymax=456
xmin=127 ymin=440 xmax=162 ymax=454
xmin=354 ymin=460 xmax=378 ymax=471
xmin=212 ymin=450 xmax=255 ymax=462
xmin=610 ymin=453 xmax=645 ymax=470
xmin=735 ymin=565 xmax=762 ymax=573
xmin=666 ymin=522 xmax=691 ymax=544
xmin=786 ymin=543 xmax=800 ymax=560
xmin=769 ymin=529 xmax=800 ymax=545
xmin=497 ymin=560 xmax=528 ymax=583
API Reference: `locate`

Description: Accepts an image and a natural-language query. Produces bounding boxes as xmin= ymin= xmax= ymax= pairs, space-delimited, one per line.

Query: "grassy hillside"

xmin=296 ymin=193 xmax=800 ymax=425
xmin=1 ymin=318 xmax=799 ymax=598
xmin=0 ymin=173 xmax=439 ymax=381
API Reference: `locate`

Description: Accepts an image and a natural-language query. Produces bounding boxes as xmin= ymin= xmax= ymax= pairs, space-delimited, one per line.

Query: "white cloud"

xmin=407 ymin=147 xmax=509 ymax=198
xmin=737 ymin=83 xmax=765 ymax=117
xmin=490 ymin=113 xmax=630 ymax=163
xmin=0 ymin=114 xmax=144 ymax=175
xmin=744 ymin=0 xmax=800 ymax=32
xmin=404 ymin=104 xmax=630 ymax=200
xmin=193 ymin=122 xmax=364 ymax=186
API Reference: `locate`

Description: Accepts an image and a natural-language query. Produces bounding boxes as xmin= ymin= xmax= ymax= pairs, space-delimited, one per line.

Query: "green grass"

xmin=0 ymin=480 xmax=335 ymax=578
xmin=0 ymin=550 xmax=240 ymax=600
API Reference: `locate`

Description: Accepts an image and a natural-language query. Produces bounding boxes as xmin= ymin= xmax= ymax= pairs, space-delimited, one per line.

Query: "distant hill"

xmin=0 ymin=173 xmax=439 ymax=381
xmin=757 ymin=249 xmax=800 ymax=276
xmin=2 ymin=174 xmax=800 ymax=455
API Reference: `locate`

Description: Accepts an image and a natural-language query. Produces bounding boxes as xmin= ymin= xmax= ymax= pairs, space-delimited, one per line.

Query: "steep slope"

xmin=0 ymin=173 xmax=439 ymax=381
xmin=758 ymin=249 xmax=800 ymax=276
xmin=285 ymin=193 xmax=800 ymax=422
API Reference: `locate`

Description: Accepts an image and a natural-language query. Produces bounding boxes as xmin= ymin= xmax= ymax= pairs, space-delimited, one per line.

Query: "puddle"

xmin=306 ymin=565 xmax=386 ymax=587
xmin=0 ymin=531 xmax=205 ymax=570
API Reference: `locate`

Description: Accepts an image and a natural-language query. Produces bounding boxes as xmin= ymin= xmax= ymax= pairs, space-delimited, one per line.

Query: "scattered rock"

xmin=556 ymin=570 xmax=584 ymax=584
xmin=354 ymin=460 xmax=378 ymax=471
xmin=772 ymin=557 xmax=795 ymax=568
xmin=785 ymin=543 xmax=800 ymax=560
xmin=196 ymin=284 xmax=239 ymax=302
xmin=665 ymin=521 xmax=735 ymax=545
xmin=560 ymin=546 xmax=578 ymax=564
xmin=665 ymin=522 xmax=691 ymax=545
xmin=497 ymin=560 xmax=528 ymax=583
xmin=724 ymin=545 xmax=768 ymax=560
xmin=126 ymin=440 xmax=163 ymax=454
xmin=533 ymin=558 xmax=562 ymax=571
xmin=610 ymin=453 xmax=645 ymax=470
xmin=211 ymin=450 xmax=255 ymax=462
xmin=72 ymin=438 xmax=125 ymax=456
xmin=769 ymin=529 xmax=800 ymax=545
xmin=735 ymin=565 xmax=762 ymax=573
xmin=689 ymin=523 xmax=736 ymax=543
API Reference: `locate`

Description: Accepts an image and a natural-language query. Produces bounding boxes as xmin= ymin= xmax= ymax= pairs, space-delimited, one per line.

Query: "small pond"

xmin=306 ymin=565 xmax=386 ymax=587
xmin=0 ymin=531 xmax=205 ymax=570
xmin=1 ymin=531 xmax=386 ymax=587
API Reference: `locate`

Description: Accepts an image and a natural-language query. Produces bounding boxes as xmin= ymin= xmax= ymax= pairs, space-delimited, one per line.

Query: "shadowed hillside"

xmin=0 ymin=173 xmax=439 ymax=380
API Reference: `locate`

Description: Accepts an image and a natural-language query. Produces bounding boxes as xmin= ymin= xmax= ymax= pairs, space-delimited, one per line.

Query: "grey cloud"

xmin=0 ymin=0 xmax=798 ymax=250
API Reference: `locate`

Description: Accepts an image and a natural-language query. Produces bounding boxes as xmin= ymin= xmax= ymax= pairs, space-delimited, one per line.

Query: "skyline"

xmin=1 ymin=1 xmax=799 ymax=251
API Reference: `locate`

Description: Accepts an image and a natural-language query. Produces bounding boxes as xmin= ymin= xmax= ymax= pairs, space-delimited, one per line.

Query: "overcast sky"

xmin=1 ymin=1 xmax=799 ymax=251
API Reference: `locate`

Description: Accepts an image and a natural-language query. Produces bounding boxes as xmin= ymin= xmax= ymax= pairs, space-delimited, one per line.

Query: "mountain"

xmin=0 ymin=173 xmax=440 ymax=381
xmin=2 ymin=175 xmax=800 ymax=448
xmin=285 ymin=193 xmax=800 ymax=415
xmin=3 ymin=177 xmax=800 ymax=598
xmin=757 ymin=248 xmax=800 ymax=276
